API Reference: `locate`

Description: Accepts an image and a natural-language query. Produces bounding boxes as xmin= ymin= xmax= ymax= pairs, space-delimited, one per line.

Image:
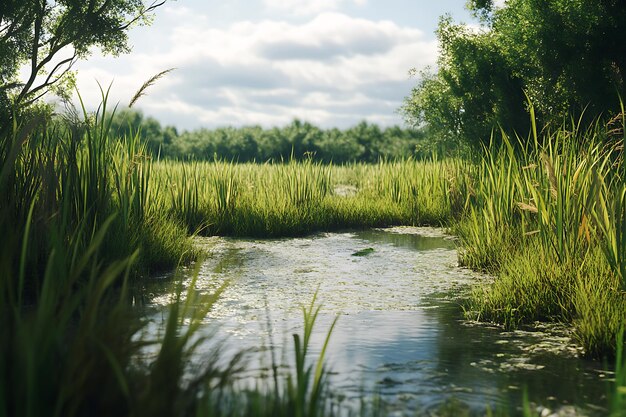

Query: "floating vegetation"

xmin=352 ymin=247 xmax=375 ymax=257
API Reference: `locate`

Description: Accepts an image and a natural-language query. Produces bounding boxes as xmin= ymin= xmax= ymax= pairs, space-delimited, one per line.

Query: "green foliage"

xmin=494 ymin=0 xmax=626 ymax=119
xmin=403 ymin=17 xmax=527 ymax=150
xmin=461 ymin=112 xmax=626 ymax=357
xmin=404 ymin=0 xmax=626 ymax=149
xmin=110 ymin=110 xmax=429 ymax=162
xmin=0 ymin=0 xmax=165 ymax=111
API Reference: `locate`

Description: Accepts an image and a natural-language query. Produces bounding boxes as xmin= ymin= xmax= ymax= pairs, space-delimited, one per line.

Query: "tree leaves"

xmin=403 ymin=0 xmax=626 ymax=150
xmin=0 ymin=0 xmax=166 ymax=111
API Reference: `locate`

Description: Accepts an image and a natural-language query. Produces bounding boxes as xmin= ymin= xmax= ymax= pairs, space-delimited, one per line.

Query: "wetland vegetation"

xmin=2 ymin=0 xmax=626 ymax=416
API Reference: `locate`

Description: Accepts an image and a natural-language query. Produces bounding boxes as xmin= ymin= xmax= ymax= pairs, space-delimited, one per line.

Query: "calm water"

xmin=145 ymin=227 xmax=611 ymax=416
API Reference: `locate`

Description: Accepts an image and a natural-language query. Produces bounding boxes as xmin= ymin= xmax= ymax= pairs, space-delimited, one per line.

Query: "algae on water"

xmin=352 ymin=247 xmax=375 ymax=257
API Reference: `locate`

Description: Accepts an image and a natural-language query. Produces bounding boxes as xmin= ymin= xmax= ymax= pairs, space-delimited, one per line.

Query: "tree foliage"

xmin=404 ymin=0 xmax=626 ymax=149
xmin=110 ymin=109 xmax=429 ymax=163
xmin=0 ymin=0 xmax=165 ymax=110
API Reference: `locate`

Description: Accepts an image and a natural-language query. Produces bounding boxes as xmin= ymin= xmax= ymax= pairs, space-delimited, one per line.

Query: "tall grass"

xmin=0 ymin=93 xmax=195 ymax=415
xmin=462 ymin=108 xmax=626 ymax=357
xmin=152 ymin=157 xmax=464 ymax=237
xmin=4 ymin=82 xmax=626 ymax=415
xmin=0 ymin=91 xmax=354 ymax=417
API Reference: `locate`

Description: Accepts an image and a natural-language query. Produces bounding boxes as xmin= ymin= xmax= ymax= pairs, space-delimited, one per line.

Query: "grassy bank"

xmin=149 ymin=157 xmax=464 ymax=237
xmin=458 ymin=110 xmax=626 ymax=358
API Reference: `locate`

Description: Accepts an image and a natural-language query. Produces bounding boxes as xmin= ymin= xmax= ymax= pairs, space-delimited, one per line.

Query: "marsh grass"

xmin=152 ymin=157 xmax=464 ymax=238
xmin=461 ymin=108 xmax=626 ymax=357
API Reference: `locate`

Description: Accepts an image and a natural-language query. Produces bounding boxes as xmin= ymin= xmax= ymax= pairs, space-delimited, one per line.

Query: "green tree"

xmin=492 ymin=0 xmax=626 ymax=120
xmin=317 ymin=127 xmax=365 ymax=163
xmin=403 ymin=15 xmax=527 ymax=150
xmin=404 ymin=0 xmax=626 ymax=149
xmin=162 ymin=119 xmax=428 ymax=163
xmin=0 ymin=0 xmax=166 ymax=110
xmin=281 ymin=119 xmax=323 ymax=160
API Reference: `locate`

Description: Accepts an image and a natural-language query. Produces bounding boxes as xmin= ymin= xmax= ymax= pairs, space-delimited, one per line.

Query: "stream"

xmin=144 ymin=227 xmax=611 ymax=416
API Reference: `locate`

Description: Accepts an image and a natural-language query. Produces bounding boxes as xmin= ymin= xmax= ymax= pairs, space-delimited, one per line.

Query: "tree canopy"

xmin=403 ymin=0 xmax=626 ymax=149
xmin=109 ymin=109 xmax=429 ymax=163
xmin=0 ymin=0 xmax=165 ymax=111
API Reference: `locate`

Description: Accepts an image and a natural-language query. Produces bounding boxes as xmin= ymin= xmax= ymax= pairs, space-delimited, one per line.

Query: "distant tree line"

xmin=402 ymin=0 xmax=626 ymax=150
xmin=109 ymin=109 xmax=433 ymax=163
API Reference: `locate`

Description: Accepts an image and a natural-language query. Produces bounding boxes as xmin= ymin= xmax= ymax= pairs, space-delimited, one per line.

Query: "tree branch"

xmin=117 ymin=0 xmax=167 ymax=31
xmin=21 ymin=90 xmax=50 ymax=108
xmin=46 ymin=53 xmax=77 ymax=83
xmin=17 ymin=1 xmax=45 ymax=104
xmin=25 ymin=53 xmax=77 ymax=100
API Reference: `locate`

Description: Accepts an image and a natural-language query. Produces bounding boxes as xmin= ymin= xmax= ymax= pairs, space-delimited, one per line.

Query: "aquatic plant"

xmin=462 ymin=107 xmax=626 ymax=357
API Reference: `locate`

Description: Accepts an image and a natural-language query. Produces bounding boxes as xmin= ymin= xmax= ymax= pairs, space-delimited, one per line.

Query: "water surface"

xmin=146 ymin=227 xmax=610 ymax=416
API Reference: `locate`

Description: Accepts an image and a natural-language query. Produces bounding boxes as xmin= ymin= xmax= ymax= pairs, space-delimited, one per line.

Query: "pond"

xmin=145 ymin=227 xmax=611 ymax=416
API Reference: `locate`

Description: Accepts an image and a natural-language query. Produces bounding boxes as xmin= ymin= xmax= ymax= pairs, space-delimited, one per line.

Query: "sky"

xmin=70 ymin=0 xmax=481 ymax=131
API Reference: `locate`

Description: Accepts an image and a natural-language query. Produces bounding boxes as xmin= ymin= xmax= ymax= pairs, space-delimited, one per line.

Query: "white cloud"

xmin=263 ymin=0 xmax=366 ymax=16
xmin=71 ymin=8 xmax=436 ymax=129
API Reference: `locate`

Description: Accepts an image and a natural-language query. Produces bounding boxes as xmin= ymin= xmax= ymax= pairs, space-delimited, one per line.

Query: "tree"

xmin=404 ymin=0 xmax=626 ymax=150
xmin=0 ymin=0 xmax=166 ymax=110
xmin=492 ymin=0 xmax=626 ymax=121
xmin=317 ymin=127 xmax=365 ymax=163
xmin=280 ymin=120 xmax=323 ymax=160
xmin=403 ymin=16 xmax=527 ymax=150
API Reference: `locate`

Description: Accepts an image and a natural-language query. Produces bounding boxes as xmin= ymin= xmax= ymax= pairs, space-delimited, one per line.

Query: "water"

xmin=144 ymin=227 xmax=611 ymax=416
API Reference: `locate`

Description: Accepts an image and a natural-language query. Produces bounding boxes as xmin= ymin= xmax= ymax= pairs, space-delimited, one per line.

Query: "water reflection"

xmin=144 ymin=227 xmax=609 ymax=416
xmin=355 ymin=228 xmax=456 ymax=252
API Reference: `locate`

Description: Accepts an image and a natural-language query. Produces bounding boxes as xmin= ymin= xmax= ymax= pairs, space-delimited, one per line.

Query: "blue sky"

xmin=72 ymin=0 xmax=479 ymax=130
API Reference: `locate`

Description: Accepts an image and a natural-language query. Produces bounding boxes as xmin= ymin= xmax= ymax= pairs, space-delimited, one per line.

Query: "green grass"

xmin=150 ymin=157 xmax=464 ymax=237
xmin=3 ymin=87 xmax=626 ymax=416
xmin=460 ymin=107 xmax=626 ymax=358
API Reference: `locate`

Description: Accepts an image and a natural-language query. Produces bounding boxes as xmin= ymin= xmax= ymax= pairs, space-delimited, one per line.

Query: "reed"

xmin=0 ymin=89 xmax=203 ymax=416
xmin=462 ymin=107 xmax=626 ymax=357
xmin=151 ymin=157 xmax=463 ymax=238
